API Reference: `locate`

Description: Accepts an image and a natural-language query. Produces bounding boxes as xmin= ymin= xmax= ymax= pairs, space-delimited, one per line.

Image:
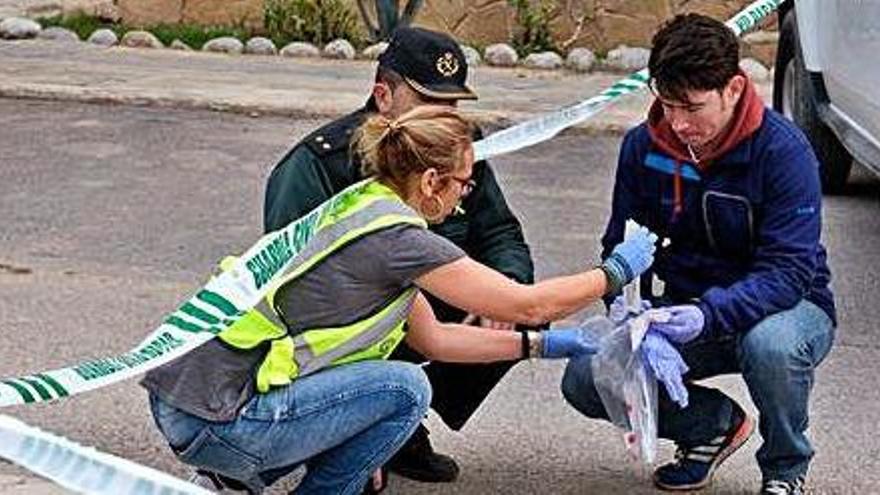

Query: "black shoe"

xmin=187 ymin=469 xmax=251 ymax=493
xmin=387 ymin=424 xmax=459 ymax=482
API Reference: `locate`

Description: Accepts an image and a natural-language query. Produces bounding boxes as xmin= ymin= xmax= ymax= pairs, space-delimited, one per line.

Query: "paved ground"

xmin=0 ymin=98 xmax=878 ymax=494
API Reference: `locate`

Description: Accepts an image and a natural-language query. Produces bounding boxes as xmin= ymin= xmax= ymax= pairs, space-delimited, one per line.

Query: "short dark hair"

xmin=648 ymin=13 xmax=740 ymax=103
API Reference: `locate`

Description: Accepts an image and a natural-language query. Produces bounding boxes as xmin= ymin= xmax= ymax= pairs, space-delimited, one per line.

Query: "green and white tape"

xmin=0 ymin=181 xmax=370 ymax=408
xmin=473 ymin=0 xmax=784 ymax=161
xmin=0 ymin=0 xmax=783 ymax=408
xmin=0 ymin=414 xmax=211 ymax=494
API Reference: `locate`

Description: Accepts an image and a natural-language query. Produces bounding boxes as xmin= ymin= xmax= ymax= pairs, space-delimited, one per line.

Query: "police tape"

xmin=0 ymin=414 xmax=210 ymax=494
xmin=473 ymin=0 xmax=784 ymax=161
xmin=0 ymin=180 xmax=371 ymax=408
xmin=0 ymin=1 xmax=782 ymax=408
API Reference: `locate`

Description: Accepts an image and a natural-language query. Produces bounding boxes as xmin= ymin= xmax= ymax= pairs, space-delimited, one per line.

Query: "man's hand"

xmin=462 ymin=314 xmax=516 ymax=331
xmin=647 ymin=305 xmax=705 ymax=344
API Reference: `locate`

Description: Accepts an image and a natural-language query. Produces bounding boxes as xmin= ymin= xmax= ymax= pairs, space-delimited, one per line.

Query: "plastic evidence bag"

xmin=590 ymin=219 xmax=659 ymax=465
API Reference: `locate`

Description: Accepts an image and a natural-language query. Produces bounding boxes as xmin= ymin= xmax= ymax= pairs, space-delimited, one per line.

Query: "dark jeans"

xmin=561 ymin=300 xmax=834 ymax=481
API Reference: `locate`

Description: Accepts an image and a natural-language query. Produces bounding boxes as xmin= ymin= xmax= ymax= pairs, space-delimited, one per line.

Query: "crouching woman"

xmin=142 ymin=105 xmax=657 ymax=494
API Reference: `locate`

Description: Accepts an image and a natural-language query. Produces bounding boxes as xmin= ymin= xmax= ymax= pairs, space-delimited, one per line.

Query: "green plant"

xmin=265 ymin=0 xmax=363 ymax=47
xmin=355 ymin=0 xmax=423 ymax=42
xmin=508 ymin=0 xmax=558 ymax=56
xmin=36 ymin=13 xmax=251 ymax=49
xmin=37 ymin=12 xmax=110 ymax=40
xmin=147 ymin=24 xmax=249 ymax=48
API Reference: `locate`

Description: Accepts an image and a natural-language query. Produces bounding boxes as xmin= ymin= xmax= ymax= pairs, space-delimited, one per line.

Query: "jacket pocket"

xmin=177 ymin=427 xmax=262 ymax=483
xmin=703 ymin=191 xmax=754 ymax=259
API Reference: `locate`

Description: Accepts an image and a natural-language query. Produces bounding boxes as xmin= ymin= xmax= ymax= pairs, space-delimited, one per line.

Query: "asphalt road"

xmin=0 ymin=99 xmax=878 ymax=494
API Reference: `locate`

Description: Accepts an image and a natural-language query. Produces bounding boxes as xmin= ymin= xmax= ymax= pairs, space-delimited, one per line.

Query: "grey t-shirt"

xmin=141 ymin=224 xmax=464 ymax=421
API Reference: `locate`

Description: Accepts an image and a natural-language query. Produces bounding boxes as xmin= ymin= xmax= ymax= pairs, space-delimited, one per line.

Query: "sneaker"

xmin=386 ymin=424 xmax=459 ymax=482
xmin=761 ymin=477 xmax=805 ymax=495
xmin=653 ymin=404 xmax=755 ymax=491
xmin=187 ymin=469 xmax=250 ymax=493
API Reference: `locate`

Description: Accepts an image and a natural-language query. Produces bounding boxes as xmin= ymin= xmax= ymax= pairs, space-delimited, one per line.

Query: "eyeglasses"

xmin=449 ymin=175 xmax=476 ymax=198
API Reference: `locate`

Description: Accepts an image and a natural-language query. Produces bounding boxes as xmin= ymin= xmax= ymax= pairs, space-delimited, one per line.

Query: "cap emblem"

xmin=436 ymin=52 xmax=460 ymax=77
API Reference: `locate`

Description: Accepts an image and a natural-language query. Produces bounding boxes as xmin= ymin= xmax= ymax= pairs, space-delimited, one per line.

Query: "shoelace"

xmin=763 ymin=478 xmax=804 ymax=495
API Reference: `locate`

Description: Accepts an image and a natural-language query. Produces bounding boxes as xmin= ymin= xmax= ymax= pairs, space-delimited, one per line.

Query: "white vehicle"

xmin=773 ymin=0 xmax=880 ymax=193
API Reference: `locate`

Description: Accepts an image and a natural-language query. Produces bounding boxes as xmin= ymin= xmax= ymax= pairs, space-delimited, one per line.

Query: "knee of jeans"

xmin=390 ymin=362 xmax=432 ymax=417
xmin=561 ymin=355 xmax=605 ymax=418
xmin=739 ymin=326 xmax=809 ymax=373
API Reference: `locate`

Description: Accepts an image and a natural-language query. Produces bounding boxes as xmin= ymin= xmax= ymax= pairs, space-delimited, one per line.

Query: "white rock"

xmin=566 ymin=47 xmax=595 ymax=72
xmin=523 ymin=51 xmax=563 ymax=70
xmin=323 ymin=38 xmax=355 ymax=59
xmin=484 ymin=43 xmax=518 ymax=67
xmin=244 ymin=37 xmax=277 ymax=55
xmin=740 ymin=57 xmax=770 ymax=82
xmin=170 ymin=39 xmax=192 ymax=51
xmin=37 ymin=26 xmax=79 ymax=42
xmin=0 ymin=17 xmax=41 ymax=39
xmin=120 ymin=30 xmax=163 ymax=49
xmin=361 ymin=42 xmax=387 ymax=60
xmin=460 ymin=44 xmax=481 ymax=67
xmin=280 ymin=41 xmax=320 ymax=58
xmin=604 ymin=45 xmax=650 ymax=72
xmin=202 ymin=36 xmax=244 ymax=54
xmin=87 ymin=28 xmax=118 ymax=46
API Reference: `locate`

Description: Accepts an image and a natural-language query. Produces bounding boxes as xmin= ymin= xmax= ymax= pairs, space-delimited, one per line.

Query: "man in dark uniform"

xmin=263 ymin=27 xmax=535 ymax=485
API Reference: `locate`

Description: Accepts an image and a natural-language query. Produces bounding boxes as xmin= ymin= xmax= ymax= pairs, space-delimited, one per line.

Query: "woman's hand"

xmin=540 ymin=328 xmax=601 ymax=359
xmin=601 ymin=226 xmax=658 ymax=293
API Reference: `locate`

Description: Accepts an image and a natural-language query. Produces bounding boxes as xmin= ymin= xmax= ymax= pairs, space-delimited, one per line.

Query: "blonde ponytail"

xmin=354 ymin=106 xmax=473 ymax=193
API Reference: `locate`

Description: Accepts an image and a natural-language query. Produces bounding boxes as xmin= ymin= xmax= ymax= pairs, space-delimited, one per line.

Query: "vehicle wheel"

xmin=773 ymin=10 xmax=852 ymax=194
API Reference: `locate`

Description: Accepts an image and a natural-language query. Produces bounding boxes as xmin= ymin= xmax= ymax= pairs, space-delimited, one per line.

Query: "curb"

xmin=0 ymin=81 xmax=635 ymax=136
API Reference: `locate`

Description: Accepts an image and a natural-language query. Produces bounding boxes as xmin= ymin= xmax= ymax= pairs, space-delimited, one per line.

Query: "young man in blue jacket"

xmin=561 ymin=14 xmax=835 ymax=495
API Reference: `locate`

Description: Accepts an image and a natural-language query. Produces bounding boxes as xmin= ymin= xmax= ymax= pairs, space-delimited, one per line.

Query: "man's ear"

xmin=726 ymin=74 xmax=746 ymax=102
xmin=373 ymin=82 xmax=394 ymax=114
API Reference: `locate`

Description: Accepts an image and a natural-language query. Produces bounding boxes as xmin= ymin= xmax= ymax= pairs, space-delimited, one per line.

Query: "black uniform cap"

xmin=378 ymin=27 xmax=478 ymax=101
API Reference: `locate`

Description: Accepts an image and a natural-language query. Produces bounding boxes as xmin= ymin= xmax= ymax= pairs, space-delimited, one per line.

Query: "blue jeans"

xmin=149 ymin=360 xmax=431 ymax=494
xmin=561 ymin=300 xmax=834 ymax=481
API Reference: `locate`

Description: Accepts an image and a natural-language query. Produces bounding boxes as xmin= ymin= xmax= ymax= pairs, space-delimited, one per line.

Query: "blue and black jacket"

xmin=602 ymin=89 xmax=836 ymax=336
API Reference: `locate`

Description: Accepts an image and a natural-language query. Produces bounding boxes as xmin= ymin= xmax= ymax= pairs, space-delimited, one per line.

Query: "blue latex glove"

xmin=541 ymin=328 xmax=601 ymax=359
xmin=648 ymin=304 xmax=705 ymax=344
xmin=602 ymin=226 xmax=658 ymax=293
xmin=608 ymin=295 xmax=652 ymax=325
xmin=640 ymin=330 xmax=690 ymax=408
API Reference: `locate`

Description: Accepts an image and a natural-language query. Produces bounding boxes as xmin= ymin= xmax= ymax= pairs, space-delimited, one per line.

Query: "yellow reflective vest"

xmin=219 ymin=180 xmax=426 ymax=393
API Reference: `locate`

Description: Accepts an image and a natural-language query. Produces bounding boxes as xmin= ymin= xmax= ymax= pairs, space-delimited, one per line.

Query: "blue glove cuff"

xmin=600 ymin=252 xmax=633 ymax=295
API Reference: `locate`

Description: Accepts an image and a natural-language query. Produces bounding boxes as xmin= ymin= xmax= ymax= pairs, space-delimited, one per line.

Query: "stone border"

xmin=0 ymin=16 xmax=774 ymax=81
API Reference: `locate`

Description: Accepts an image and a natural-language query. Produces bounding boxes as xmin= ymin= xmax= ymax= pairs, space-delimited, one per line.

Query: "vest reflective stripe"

xmin=293 ymin=288 xmax=417 ymax=377
xmin=265 ymin=199 xmax=423 ymax=308
xmin=217 ymin=180 xmax=426 ymax=393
